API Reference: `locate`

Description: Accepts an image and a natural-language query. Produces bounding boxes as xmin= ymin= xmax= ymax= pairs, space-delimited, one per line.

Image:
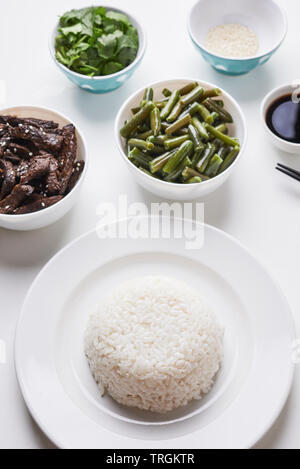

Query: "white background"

xmin=0 ymin=0 xmax=299 ymax=450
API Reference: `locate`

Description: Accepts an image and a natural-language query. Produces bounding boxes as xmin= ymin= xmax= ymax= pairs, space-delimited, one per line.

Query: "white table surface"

xmin=0 ymin=0 xmax=299 ymax=450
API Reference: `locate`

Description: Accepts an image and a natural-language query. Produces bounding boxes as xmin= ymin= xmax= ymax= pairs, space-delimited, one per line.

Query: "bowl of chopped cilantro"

xmin=50 ymin=6 xmax=146 ymax=93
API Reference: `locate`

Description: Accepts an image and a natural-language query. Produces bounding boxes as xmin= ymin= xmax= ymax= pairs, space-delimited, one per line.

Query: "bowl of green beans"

xmin=115 ymin=79 xmax=247 ymax=200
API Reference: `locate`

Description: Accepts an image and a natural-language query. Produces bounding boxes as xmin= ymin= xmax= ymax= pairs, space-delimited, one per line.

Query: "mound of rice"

xmin=84 ymin=276 xmax=224 ymax=414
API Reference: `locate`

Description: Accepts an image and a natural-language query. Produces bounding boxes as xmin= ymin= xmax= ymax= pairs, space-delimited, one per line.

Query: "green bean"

xmin=204 ymin=98 xmax=233 ymax=123
xmin=182 ymin=167 xmax=210 ymax=181
xmin=201 ymin=88 xmax=222 ymax=100
xmin=214 ymin=123 xmax=228 ymax=134
xmin=131 ymin=107 xmax=141 ymax=115
xmin=120 ymin=102 xmax=155 ymax=138
xmin=188 ymin=124 xmax=205 ymax=152
xmin=164 ymin=157 xmax=192 ymax=182
xmin=135 ymin=130 xmax=153 ymax=140
xmin=186 ymin=176 xmax=202 ymax=184
xmin=147 ymin=145 xmax=165 ymax=156
xmin=166 ymin=114 xmax=191 ymax=135
xmin=178 ymin=102 xmax=201 ymax=119
xmin=217 ymin=145 xmax=230 ymax=159
xmin=196 ymin=143 xmax=216 ymax=173
xmin=147 ymin=135 xmax=168 ymax=146
xmin=128 ymin=148 xmax=152 ymax=169
xmin=204 ymin=124 xmax=240 ymax=147
xmin=164 ymin=135 xmax=190 ymax=150
xmin=218 ymin=147 xmax=240 ymax=174
xmin=163 ymin=140 xmax=193 ymax=174
xmin=192 ymin=147 xmax=206 ymax=168
xmin=137 ymin=122 xmax=151 ymax=133
xmin=128 ymin=138 xmax=154 ymax=151
xmin=139 ymin=167 xmax=160 ymax=178
xmin=154 ymin=101 xmax=166 ymax=110
xmin=214 ymin=100 xmax=224 ymax=108
xmin=166 ymin=100 xmax=184 ymax=123
xmin=150 ymin=107 xmax=161 ymax=136
xmin=174 ymin=127 xmax=189 ymax=136
xmin=149 ymin=150 xmax=176 ymax=173
xmin=197 ymin=103 xmax=214 ymax=124
xmin=163 ymin=88 xmax=172 ymax=97
xmin=143 ymin=87 xmax=154 ymax=102
xmin=211 ymin=112 xmax=220 ymax=123
xmin=191 ymin=117 xmax=210 ymax=140
xmin=181 ymin=85 xmax=204 ymax=107
xmin=205 ymin=154 xmax=223 ymax=177
xmin=160 ymin=90 xmax=180 ymax=121
xmin=179 ymin=82 xmax=198 ymax=96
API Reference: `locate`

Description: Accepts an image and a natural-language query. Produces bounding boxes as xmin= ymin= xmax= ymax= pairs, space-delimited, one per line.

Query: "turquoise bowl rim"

xmin=49 ymin=5 xmax=147 ymax=88
xmin=187 ymin=0 xmax=288 ymax=65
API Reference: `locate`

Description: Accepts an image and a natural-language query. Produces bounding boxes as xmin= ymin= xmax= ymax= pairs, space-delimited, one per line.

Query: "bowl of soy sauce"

xmin=261 ymin=83 xmax=300 ymax=154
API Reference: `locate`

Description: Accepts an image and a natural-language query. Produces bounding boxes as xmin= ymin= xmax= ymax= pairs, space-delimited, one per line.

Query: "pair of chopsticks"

xmin=276 ymin=163 xmax=300 ymax=182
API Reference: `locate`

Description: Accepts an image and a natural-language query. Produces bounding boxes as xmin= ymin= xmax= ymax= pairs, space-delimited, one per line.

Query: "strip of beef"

xmin=0 ymin=135 xmax=12 ymax=157
xmin=0 ymin=160 xmax=16 ymax=200
xmin=14 ymin=195 xmax=63 ymax=215
xmin=8 ymin=142 xmax=32 ymax=159
xmin=0 ymin=184 xmax=34 ymax=214
xmin=3 ymin=151 xmax=22 ymax=165
xmin=66 ymin=160 xmax=85 ymax=194
xmin=16 ymin=160 xmax=30 ymax=180
xmin=0 ymin=116 xmax=59 ymax=131
xmin=20 ymin=156 xmax=52 ymax=184
xmin=58 ymin=124 xmax=77 ymax=195
xmin=9 ymin=125 xmax=63 ymax=154
xmin=0 ymin=124 xmax=8 ymax=138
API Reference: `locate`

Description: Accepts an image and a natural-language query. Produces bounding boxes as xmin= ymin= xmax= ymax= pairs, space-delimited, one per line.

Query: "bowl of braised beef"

xmin=0 ymin=106 xmax=87 ymax=231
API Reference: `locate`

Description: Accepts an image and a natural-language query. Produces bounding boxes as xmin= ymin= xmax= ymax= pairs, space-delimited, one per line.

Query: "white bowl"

xmin=49 ymin=6 xmax=147 ymax=94
xmin=0 ymin=106 xmax=88 ymax=231
xmin=188 ymin=0 xmax=287 ymax=76
xmin=261 ymin=84 xmax=300 ymax=154
xmin=115 ymin=78 xmax=247 ymax=200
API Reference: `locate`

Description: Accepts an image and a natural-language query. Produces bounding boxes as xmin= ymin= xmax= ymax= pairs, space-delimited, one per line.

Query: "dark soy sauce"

xmin=266 ymin=94 xmax=300 ymax=143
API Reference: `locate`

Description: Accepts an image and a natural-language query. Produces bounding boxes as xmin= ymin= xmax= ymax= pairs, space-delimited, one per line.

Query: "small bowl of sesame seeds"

xmin=0 ymin=106 xmax=88 ymax=231
xmin=188 ymin=0 xmax=287 ymax=76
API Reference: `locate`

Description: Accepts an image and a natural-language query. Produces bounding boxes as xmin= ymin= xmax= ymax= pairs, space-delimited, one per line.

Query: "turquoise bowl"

xmin=188 ymin=0 xmax=287 ymax=76
xmin=49 ymin=7 xmax=146 ymax=94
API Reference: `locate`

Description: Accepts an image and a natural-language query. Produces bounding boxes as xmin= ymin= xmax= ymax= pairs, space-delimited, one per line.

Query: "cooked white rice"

xmin=84 ymin=276 xmax=224 ymax=414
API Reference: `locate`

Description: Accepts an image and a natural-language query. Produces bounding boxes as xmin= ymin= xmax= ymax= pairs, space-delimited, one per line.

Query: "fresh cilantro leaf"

xmin=106 ymin=10 xmax=131 ymax=27
xmin=102 ymin=62 xmax=124 ymax=75
xmin=55 ymin=6 xmax=139 ymax=77
xmin=97 ymin=31 xmax=123 ymax=59
xmin=59 ymin=23 xmax=83 ymax=36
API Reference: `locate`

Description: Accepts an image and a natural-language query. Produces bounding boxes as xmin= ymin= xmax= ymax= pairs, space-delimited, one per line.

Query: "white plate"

xmin=15 ymin=218 xmax=296 ymax=449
